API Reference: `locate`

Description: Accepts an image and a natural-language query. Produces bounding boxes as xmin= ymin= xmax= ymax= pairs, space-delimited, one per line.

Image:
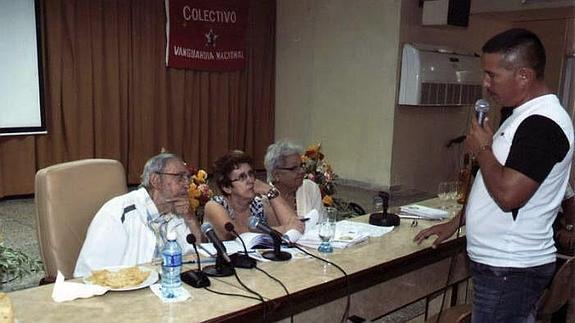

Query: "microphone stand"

xmin=203 ymin=252 xmax=235 ymax=277
xmin=180 ymin=234 xmax=210 ymax=288
xmin=262 ymin=233 xmax=291 ymax=261
xmin=226 ymin=223 xmax=257 ymax=269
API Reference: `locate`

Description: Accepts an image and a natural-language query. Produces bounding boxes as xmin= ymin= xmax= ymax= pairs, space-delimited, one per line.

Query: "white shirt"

xmin=296 ymin=179 xmax=325 ymax=218
xmin=74 ymin=187 xmax=193 ymax=277
xmin=466 ymin=94 xmax=574 ymax=268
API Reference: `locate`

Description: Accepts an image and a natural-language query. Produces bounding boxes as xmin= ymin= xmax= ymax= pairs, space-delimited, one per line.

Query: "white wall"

xmin=276 ymin=0 xmax=402 ymax=189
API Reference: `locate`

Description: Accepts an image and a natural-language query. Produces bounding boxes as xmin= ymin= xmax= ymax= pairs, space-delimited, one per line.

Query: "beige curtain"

xmin=0 ymin=0 xmax=275 ymax=197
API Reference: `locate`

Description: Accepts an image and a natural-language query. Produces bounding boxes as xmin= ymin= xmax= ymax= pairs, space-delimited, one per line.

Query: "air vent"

xmin=420 ymin=83 xmax=481 ymax=105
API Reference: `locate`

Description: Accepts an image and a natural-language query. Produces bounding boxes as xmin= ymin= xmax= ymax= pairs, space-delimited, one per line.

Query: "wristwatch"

xmin=266 ymin=186 xmax=280 ymax=200
xmin=565 ymin=224 xmax=574 ymax=232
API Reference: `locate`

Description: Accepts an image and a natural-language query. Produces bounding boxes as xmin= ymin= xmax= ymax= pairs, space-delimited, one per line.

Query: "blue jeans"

xmin=470 ymin=260 xmax=555 ymax=323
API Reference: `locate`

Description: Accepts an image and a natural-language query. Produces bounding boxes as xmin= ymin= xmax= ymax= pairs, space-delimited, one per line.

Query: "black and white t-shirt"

xmin=466 ymin=94 xmax=574 ymax=268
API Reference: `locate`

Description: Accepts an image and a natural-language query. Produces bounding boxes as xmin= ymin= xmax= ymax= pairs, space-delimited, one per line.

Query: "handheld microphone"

xmin=224 ymin=222 xmax=256 ymax=269
xmin=201 ymin=223 xmax=235 ymax=277
xmin=180 ymin=234 xmax=210 ymax=288
xmin=248 ymin=216 xmax=291 ymax=261
xmin=474 ymin=99 xmax=490 ymax=127
xmin=201 ymin=223 xmax=231 ymax=263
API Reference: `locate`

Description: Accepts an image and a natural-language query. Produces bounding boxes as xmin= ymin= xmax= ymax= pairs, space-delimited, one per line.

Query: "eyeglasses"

xmin=156 ymin=172 xmax=192 ymax=182
xmin=277 ymin=163 xmax=306 ymax=172
xmin=230 ymin=170 xmax=256 ymax=183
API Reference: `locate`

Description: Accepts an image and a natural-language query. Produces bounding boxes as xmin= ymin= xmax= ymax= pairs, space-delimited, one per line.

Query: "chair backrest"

xmin=538 ymin=256 xmax=575 ymax=321
xmin=35 ymin=159 xmax=127 ymax=279
xmin=426 ymin=304 xmax=471 ymax=323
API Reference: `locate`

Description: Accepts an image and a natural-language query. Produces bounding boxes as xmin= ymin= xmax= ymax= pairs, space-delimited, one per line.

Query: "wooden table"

xmin=9 ymin=199 xmax=469 ymax=322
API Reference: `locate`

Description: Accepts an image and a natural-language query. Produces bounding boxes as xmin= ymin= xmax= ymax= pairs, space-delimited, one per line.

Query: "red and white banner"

xmin=165 ymin=0 xmax=248 ymax=71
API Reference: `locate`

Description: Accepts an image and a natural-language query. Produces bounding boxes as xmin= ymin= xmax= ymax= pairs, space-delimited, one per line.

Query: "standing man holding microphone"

xmin=414 ymin=28 xmax=574 ymax=322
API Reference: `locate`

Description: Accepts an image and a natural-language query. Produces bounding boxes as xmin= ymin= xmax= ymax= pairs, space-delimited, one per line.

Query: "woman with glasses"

xmin=265 ymin=141 xmax=325 ymax=219
xmin=204 ymin=150 xmax=304 ymax=240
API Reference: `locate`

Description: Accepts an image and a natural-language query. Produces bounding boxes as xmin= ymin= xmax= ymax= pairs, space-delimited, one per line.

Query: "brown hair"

xmin=213 ymin=150 xmax=253 ymax=194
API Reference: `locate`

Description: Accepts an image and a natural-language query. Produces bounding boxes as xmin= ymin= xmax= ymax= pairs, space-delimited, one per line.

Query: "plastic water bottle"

xmin=161 ymin=230 xmax=182 ymax=298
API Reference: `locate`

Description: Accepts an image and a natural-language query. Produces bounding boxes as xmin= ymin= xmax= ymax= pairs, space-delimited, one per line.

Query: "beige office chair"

xmin=426 ymin=256 xmax=575 ymax=323
xmin=35 ymin=159 xmax=127 ymax=281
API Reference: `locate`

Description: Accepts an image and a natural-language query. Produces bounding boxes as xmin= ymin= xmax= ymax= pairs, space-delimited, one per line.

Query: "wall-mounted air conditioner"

xmin=398 ymin=43 xmax=483 ymax=106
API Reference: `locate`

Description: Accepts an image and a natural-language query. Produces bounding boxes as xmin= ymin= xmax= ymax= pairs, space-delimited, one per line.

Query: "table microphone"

xmin=224 ymin=222 xmax=256 ymax=269
xmin=201 ymin=223 xmax=232 ymax=263
xmin=474 ymin=98 xmax=490 ymax=127
xmin=180 ymin=234 xmax=210 ymax=288
xmin=201 ymin=223 xmax=235 ymax=277
xmin=248 ymin=216 xmax=291 ymax=261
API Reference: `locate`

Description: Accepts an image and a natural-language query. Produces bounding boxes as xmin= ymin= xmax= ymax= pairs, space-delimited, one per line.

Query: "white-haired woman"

xmin=265 ymin=141 xmax=325 ymax=218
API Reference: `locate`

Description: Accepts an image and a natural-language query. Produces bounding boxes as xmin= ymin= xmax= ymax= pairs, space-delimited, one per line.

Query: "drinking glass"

xmin=318 ymin=207 xmax=337 ymax=253
xmin=448 ymin=181 xmax=459 ymax=204
xmin=437 ymin=182 xmax=450 ymax=209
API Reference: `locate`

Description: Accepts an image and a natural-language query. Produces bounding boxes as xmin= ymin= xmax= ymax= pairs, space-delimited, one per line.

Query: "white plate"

xmin=83 ymin=266 xmax=159 ymax=291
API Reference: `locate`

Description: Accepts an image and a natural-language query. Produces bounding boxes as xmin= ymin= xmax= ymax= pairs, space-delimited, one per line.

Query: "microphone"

xmin=201 ymin=223 xmax=231 ymax=263
xmin=180 ymin=234 xmax=210 ymax=288
xmin=248 ymin=216 xmax=291 ymax=261
xmin=201 ymin=223 xmax=235 ymax=277
xmin=474 ymin=99 xmax=490 ymax=127
xmin=248 ymin=216 xmax=283 ymax=239
xmin=224 ymin=222 xmax=256 ymax=269
xmin=369 ymin=191 xmax=400 ymax=227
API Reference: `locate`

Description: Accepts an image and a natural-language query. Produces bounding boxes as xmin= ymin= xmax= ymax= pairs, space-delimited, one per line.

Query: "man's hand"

xmin=466 ymin=117 xmax=494 ymax=156
xmin=413 ymin=218 xmax=460 ymax=248
xmin=161 ymin=196 xmax=190 ymax=216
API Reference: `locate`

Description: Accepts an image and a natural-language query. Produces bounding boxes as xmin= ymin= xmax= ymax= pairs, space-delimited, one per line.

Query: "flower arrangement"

xmin=301 ymin=144 xmax=337 ymax=206
xmin=187 ymin=168 xmax=213 ymax=216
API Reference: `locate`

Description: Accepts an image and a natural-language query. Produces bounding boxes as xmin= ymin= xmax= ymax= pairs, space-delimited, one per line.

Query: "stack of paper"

xmin=297 ymin=229 xmax=369 ymax=249
xmin=399 ymin=204 xmax=448 ymax=220
xmin=297 ymin=220 xmax=393 ymax=249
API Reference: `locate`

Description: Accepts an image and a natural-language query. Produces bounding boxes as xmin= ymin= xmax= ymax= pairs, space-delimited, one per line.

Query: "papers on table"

xmin=336 ymin=220 xmax=395 ymax=237
xmin=198 ymin=239 xmax=251 ymax=257
xmin=399 ymin=204 xmax=449 ymax=220
xmin=198 ymin=209 xmax=396 ymax=255
xmin=297 ymin=220 xmax=393 ymax=249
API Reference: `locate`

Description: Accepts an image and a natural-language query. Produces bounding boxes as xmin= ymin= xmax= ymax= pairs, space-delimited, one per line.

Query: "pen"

xmin=182 ymin=258 xmax=217 ymax=265
xmin=397 ymin=213 xmax=443 ymax=221
xmin=299 ymin=217 xmax=310 ymax=222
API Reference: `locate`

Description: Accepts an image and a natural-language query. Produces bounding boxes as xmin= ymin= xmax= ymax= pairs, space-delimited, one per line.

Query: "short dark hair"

xmin=482 ymin=28 xmax=546 ymax=80
xmin=213 ymin=150 xmax=253 ymax=194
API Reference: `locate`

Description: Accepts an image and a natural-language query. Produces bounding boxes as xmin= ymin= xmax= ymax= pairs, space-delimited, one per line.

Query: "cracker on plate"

xmin=87 ymin=266 xmax=150 ymax=289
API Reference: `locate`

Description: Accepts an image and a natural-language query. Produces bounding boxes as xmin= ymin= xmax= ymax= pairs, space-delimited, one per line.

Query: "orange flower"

xmin=193 ymin=169 xmax=208 ymax=184
xmin=190 ymin=198 xmax=200 ymax=210
xmin=305 ymin=143 xmax=324 ymax=160
xmin=187 ymin=168 xmax=213 ymax=212
xmin=322 ymin=195 xmax=333 ymax=206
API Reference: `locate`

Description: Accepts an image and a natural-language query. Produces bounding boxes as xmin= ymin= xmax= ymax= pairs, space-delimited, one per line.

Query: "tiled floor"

xmin=0 ymin=198 xmax=44 ymax=291
xmin=0 ymin=184 xmax=434 ymax=321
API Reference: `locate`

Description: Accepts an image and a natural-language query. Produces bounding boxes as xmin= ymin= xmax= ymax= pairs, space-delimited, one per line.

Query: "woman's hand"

xmin=254 ymin=179 xmax=272 ymax=195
